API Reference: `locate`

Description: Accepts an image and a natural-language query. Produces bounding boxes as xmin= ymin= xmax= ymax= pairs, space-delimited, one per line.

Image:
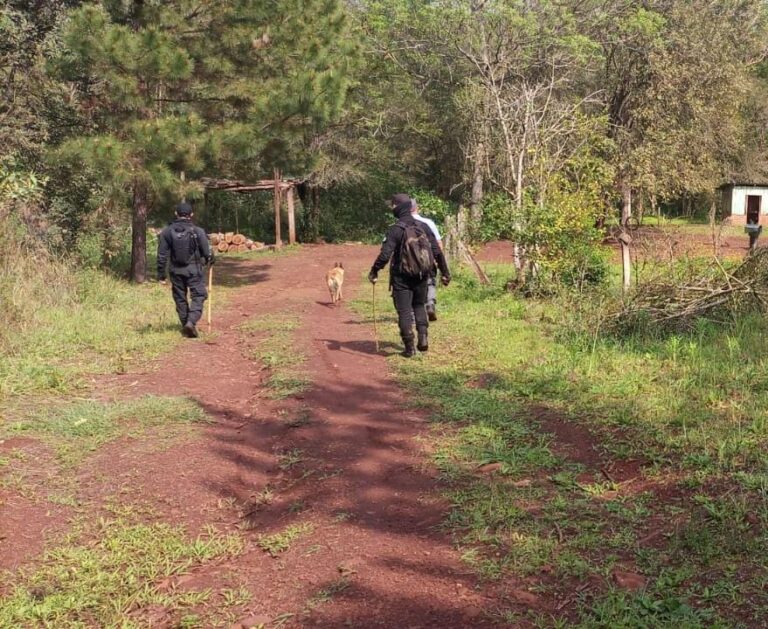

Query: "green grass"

xmin=0 ymin=270 xmax=185 ymax=399
xmin=238 ymin=314 xmax=310 ymax=399
xmin=3 ymin=395 xmax=209 ymax=466
xmin=0 ymin=519 xmax=242 ymax=627
xmin=351 ymin=264 xmax=768 ymax=626
xmin=258 ymin=522 xmax=314 ymax=557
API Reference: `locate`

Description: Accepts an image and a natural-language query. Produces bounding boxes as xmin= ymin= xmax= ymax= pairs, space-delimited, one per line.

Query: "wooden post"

xmin=273 ymin=168 xmax=282 ymax=247
xmin=287 ymin=185 xmax=296 ymax=245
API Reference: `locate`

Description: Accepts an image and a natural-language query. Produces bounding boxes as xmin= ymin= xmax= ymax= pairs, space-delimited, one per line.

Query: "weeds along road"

xmin=1 ymin=244 xmax=497 ymax=628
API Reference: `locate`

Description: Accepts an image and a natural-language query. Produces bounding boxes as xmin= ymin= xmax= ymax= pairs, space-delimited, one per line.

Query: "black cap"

xmin=176 ymin=202 xmax=193 ymax=216
xmin=389 ymin=193 xmax=411 ymax=207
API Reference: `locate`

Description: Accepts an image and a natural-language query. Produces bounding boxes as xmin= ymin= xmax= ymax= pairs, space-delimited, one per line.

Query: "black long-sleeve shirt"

xmin=157 ymin=219 xmax=211 ymax=280
xmin=371 ymin=216 xmax=450 ymax=279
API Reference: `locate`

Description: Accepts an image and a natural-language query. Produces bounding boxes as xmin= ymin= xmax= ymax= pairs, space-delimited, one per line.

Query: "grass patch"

xmin=0 ymin=519 xmax=243 ymax=627
xmin=351 ymin=264 xmax=768 ymax=625
xmin=3 ymin=395 xmax=208 ymax=466
xmin=304 ymin=578 xmax=350 ymax=613
xmin=0 ymin=271 xmax=186 ymax=399
xmin=238 ymin=314 xmax=310 ymax=399
xmin=258 ymin=523 xmax=314 ymax=557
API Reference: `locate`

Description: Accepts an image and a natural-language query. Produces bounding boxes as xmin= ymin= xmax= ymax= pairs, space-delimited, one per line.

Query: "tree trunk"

xmin=709 ymin=195 xmax=721 ymax=258
xmin=469 ymin=141 xmax=484 ymax=227
xmin=287 ymin=186 xmax=296 ymax=245
xmin=620 ymin=181 xmax=632 ymax=293
xmin=130 ymin=181 xmax=148 ymax=283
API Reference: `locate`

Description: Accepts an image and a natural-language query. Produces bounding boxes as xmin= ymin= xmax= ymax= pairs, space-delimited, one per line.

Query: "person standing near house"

xmin=368 ymin=193 xmax=450 ymax=357
xmin=157 ymin=202 xmax=214 ymax=338
xmin=410 ymin=198 xmax=443 ymax=321
xmin=746 ymin=217 xmax=763 ymax=253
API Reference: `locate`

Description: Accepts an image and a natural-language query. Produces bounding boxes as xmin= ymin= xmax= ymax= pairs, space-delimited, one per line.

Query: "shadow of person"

xmin=320 ymin=338 xmax=402 ymax=356
xmin=342 ymin=317 xmax=398 ymax=326
xmin=136 ymin=322 xmax=181 ymax=334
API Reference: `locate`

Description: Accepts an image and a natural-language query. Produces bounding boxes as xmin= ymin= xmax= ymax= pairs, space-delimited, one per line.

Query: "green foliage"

xmin=409 ymin=190 xmax=455 ymax=231
xmin=582 ymin=590 xmax=717 ymax=628
xmin=475 ymin=194 xmax=515 ymax=242
xmin=314 ymin=173 xmax=408 ymax=243
xmin=50 ymin=0 xmax=356 ymax=278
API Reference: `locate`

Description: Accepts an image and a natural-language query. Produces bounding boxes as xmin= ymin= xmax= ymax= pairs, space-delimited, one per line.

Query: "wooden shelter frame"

xmin=201 ymin=169 xmax=300 ymax=247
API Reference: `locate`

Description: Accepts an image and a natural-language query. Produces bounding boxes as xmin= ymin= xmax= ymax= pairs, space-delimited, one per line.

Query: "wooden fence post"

xmin=287 ymin=186 xmax=296 ymax=245
xmin=273 ymin=168 xmax=282 ymax=247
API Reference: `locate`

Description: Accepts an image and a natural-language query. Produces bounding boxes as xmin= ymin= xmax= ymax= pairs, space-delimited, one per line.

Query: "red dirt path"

xmin=80 ymin=245 xmax=500 ymax=626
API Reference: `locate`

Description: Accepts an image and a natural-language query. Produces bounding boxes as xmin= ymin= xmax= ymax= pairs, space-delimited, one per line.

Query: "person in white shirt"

xmin=411 ymin=198 xmax=442 ymax=321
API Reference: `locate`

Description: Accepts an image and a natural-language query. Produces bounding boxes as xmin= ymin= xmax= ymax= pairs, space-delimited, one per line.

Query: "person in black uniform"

xmin=368 ymin=193 xmax=450 ymax=357
xmin=157 ymin=202 xmax=214 ymax=338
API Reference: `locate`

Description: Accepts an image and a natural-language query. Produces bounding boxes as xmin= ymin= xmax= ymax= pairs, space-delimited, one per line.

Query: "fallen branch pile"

xmin=209 ymin=232 xmax=266 ymax=253
xmin=613 ymin=247 xmax=768 ymax=332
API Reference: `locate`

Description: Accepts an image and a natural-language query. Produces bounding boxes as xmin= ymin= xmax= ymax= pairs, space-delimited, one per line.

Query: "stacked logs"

xmin=209 ymin=232 xmax=266 ymax=253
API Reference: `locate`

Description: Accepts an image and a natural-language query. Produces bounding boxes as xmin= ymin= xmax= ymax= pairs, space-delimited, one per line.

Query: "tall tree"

xmin=55 ymin=0 xmax=354 ymax=281
xmin=597 ymin=0 xmax=768 ymax=289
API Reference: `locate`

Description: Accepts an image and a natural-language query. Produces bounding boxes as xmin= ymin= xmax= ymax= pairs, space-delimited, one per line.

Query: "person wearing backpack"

xmin=157 ymin=202 xmax=214 ymax=338
xmin=368 ymin=193 xmax=450 ymax=357
xmin=410 ymin=198 xmax=442 ymax=321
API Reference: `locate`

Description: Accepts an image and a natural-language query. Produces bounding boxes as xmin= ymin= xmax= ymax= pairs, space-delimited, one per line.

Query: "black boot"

xmin=426 ymin=304 xmax=437 ymax=322
xmin=417 ymin=328 xmax=428 ymax=352
xmin=401 ymin=336 xmax=416 ymax=357
xmin=183 ymin=321 xmax=199 ymax=338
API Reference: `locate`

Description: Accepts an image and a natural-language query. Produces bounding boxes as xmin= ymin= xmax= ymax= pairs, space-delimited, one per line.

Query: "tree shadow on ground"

xmin=214 ymin=260 xmax=271 ymax=287
xmin=192 ymin=371 xmax=509 ymax=626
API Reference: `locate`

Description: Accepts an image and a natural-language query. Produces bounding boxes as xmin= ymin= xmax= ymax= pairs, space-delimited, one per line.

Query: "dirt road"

xmin=93 ymin=244 xmax=494 ymax=627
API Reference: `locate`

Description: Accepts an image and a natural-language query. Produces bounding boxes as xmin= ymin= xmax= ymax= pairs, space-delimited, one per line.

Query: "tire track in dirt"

xmin=90 ymin=244 xmax=498 ymax=627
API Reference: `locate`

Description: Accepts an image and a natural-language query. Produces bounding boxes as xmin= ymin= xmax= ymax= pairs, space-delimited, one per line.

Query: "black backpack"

xmin=397 ymin=221 xmax=435 ymax=278
xmin=170 ymin=223 xmax=198 ymax=266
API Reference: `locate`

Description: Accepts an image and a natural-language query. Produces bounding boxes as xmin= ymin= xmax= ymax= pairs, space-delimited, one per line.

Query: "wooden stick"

xmin=372 ymin=282 xmax=379 ymax=353
xmin=207 ymin=265 xmax=213 ymax=332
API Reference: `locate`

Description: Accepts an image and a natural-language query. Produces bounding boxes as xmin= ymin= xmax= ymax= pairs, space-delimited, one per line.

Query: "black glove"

xmin=441 ymin=274 xmax=451 ymax=287
xmin=368 ymin=270 xmax=378 ymax=284
xmin=207 ymin=255 xmax=216 ymax=266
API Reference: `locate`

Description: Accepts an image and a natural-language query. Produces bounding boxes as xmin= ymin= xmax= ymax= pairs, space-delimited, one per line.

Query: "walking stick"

xmin=207 ymin=265 xmax=213 ymax=333
xmin=372 ymin=282 xmax=380 ymax=353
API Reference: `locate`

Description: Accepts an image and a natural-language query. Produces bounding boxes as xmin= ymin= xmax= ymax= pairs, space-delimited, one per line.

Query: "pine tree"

xmin=54 ymin=0 xmax=354 ymax=282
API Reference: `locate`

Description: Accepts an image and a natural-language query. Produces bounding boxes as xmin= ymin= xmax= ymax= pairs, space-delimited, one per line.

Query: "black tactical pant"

xmin=170 ymin=272 xmax=207 ymax=326
xmin=391 ymin=274 xmax=428 ymax=341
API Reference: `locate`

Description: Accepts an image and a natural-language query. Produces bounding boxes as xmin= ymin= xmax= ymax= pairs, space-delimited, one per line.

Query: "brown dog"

xmin=326 ymin=262 xmax=344 ymax=306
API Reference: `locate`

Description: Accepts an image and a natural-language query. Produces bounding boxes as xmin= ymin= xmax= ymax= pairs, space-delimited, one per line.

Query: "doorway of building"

xmin=747 ymin=195 xmax=761 ymax=224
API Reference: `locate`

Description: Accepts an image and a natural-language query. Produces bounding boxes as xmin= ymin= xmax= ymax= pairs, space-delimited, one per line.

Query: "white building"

xmin=721 ymin=184 xmax=768 ymax=225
